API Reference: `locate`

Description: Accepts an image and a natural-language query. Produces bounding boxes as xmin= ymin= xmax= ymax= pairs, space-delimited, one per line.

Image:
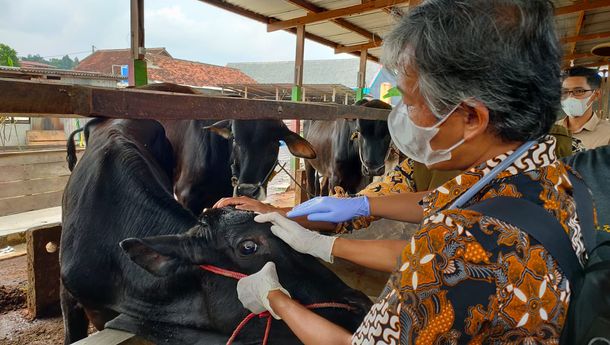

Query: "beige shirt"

xmin=558 ymin=112 xmax=610 ymax=150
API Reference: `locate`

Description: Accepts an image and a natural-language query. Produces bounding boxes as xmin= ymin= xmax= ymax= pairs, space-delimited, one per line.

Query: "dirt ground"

xmin=0 ymin=255 xmax=92 ymax=345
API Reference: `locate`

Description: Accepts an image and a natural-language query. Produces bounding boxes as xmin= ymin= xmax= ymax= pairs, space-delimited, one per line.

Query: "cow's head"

xmin=119 ymin=208 xmax=370 ymax=334
xmin=351 ymin=99 xmax=392 ymax=176
xmin=206 ymin=120 xmax=315 ymax=200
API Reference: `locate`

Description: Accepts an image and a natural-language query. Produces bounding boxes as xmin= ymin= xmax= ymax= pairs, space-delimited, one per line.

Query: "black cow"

xmin=60 ymin=119 xmax=370 ymax=345
xmin=304 ymin=99 xmax=392 ymax=195
xmin=134 ymin=83 xmax=316 ymax=215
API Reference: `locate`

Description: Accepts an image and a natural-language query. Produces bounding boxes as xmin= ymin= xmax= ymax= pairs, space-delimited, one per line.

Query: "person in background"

xmin=559 ymin=66 xmax=610 ymax=151
xmin=233 ymin=0 xmax=592 ymax=343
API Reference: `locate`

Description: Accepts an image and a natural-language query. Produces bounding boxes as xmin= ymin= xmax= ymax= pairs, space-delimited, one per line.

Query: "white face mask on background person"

xmin=388 ymin=101 xmax=465 ymax=166
xmin=561 ymin=94 xmax=594 ymax=118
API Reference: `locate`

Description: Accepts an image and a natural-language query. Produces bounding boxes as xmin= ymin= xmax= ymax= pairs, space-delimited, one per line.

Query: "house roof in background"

xmin=75 ymin=48 xmax=256 ymax=87
xmin=0 ymin=65 xmax=124 ymax=80
xmin=18 ymin=61 xmax=57 ymax=69
xmin=227 ymin=59 xmax=380 ymax=88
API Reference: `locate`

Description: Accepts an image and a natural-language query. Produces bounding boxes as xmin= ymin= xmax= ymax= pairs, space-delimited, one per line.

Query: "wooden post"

xmin=27 ymin=223 xmax=62 ymax=318
xmin=130 ymin=0 xmax=147 ymax=86
xmin=294 ymin=169 xmax=309 ymax=204
xmin=275 ymin=87 xmax=279 ymax=101
xmin=332 ymin=87 xmax=336 ymax=103
xmin=291 ymin=24 xmax=305 ymax=195
xmin=356 ymin=49 xmax=368 ymax=101
xmin=244 ymin=86 xmax=248 ymax=99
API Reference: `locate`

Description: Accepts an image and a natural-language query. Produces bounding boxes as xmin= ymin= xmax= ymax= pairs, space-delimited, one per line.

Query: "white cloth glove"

xmin=236 ymin=262 xmax=291 ymax=319
xmin=254 ymin=212 xmax=337 ymax=263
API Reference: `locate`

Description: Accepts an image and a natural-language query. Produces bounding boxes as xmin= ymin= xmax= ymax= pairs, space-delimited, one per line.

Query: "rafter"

xmin=562 ymin=31 xmax=610 ymax=44
xmin=555 ymin=0 xmax=610 ymax=16
xmin=569 ymin=10 xmax=586 ymax=56
xmin=197 ymin=0 xmax=379 ymax=62
xmin=284 ymin=0 xmax=381 ymax=41
xmin=336 ymin=41 xmax=381 ymax=54
xmin=267 ymin=0 xmax=409 ymax=32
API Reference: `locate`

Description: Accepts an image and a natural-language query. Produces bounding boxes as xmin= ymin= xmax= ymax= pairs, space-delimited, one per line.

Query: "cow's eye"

xmin=238 ymin=240 xmax=258 ymax=255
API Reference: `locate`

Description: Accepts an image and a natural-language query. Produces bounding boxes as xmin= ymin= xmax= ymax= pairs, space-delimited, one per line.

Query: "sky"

xmin=0 ymin=0 xmax=356 ymax=66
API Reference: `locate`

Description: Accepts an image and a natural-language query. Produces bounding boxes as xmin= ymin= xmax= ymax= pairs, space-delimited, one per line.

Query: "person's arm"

xmin=268 ymin=291 xmax=352 ymax=345
xmin=368 ymin=192 xmax=427 ymax=223
xmin=255 ymin=213 xmax=407 ymax=272
xmin=333 ymin=237 xmax=408 ymax=272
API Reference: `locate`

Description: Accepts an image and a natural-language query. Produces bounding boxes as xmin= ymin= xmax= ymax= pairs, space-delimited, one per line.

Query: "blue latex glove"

xmin=286 ymin=196 xmax=370 ymax=223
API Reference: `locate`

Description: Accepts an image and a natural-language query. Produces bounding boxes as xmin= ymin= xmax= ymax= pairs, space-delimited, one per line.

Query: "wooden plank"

xmin=555 ymin=0 xmax=610 ymax=16
xmin=0 ymin=79 xmax=391 ymax=120
xmin=267 ymin=0 xmax=409 ymax=32
xmin=336 ymin=41 xmax=381 ymax=54
xmin=0 ymin=161 xmax=71 ymax=183
xmin=26 ymin=130 xmax=66 ymax=142
xmin=27 ymin=223 xmax=62 ymax=318
xmin=0 ymin=191 xmax=64 ymax=216
xmin=27 ymin=141 xmax=68 ymax=146
xmin=294 ymin=169 xmax=308 ymax=205
xmin=284 ymin=0 xmax=381 ymax=41
xmin=0 ymin=175 xmax=70 ymax=199
xmin=0 ymin=148 xmax=82 ymax=167
xmin=562 ymin=31 xmax=610 ymax=44
xmin=72 ymin=329 xmax=153 ymax=345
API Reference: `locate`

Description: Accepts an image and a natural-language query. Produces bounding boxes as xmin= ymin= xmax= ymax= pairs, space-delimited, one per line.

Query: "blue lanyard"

xmin=447 ymin=140 xmax=538 ymax=210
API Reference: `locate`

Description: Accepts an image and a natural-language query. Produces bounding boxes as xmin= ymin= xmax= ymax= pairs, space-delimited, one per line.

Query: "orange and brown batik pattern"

xmin=351 ymin=136 xmax=588 ymax=344
xmin=336 ymin=158 xmax=417 ymax=233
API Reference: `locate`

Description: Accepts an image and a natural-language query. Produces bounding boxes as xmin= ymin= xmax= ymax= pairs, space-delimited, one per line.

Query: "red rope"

xmin=199 ymin=264 xmax=353 ymax=345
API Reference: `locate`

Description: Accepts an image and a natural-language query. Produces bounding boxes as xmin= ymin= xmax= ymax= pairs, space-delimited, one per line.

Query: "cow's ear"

xmin=120 ymin=236 xmax=188 ymax=277
xmin=282 ymin=131 xmax=316 ymax=159
xmin=204 ymin=120 xmax=233 ymax=139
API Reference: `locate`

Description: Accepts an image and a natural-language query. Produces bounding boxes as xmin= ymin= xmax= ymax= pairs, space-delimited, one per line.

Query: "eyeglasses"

xmin=561 ymin=88 xmax=593 ymax=98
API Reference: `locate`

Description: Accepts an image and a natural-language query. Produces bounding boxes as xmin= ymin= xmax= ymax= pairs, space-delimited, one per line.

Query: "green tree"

xmin=49 ymin=55 xmax=76 ymax=69
xmin=0 ymin=43 xmax=20 ymax=67
xmin=21 ymin=54 xmax=47 ymax=63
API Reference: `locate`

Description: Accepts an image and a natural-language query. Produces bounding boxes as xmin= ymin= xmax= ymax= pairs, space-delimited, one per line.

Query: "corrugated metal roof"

xmin=227 ymin=59 xmax=380 ymax=87
xmin=200 ymin=0 xmax=610 ymax=68
xmin=0 ymin=65 xmax=123 ymax=80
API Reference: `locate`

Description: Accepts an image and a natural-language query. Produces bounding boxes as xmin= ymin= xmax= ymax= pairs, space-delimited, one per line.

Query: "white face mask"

xmin=388 ymin=101 xmax=465 ymax=165
xmin=561 ymin=94 xmax=593 ymax=118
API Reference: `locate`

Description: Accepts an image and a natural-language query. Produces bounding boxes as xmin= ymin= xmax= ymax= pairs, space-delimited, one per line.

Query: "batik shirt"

xmin=351 ymin=136 xmax=588 ymax=344
xmin=336 ymin=158 xmax=418 ymax=232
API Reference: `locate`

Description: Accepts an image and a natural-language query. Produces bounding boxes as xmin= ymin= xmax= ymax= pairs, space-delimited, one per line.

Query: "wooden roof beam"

xmin=568 ymin=10 xmax=586 ymax=56
xmin=267 ymin=0 xmax=409 ymax=32
xmin=555 ymin=0 xmax=610 ymax=16
xmin=562 ymin=31 xmax=610 ymax=44
xmin=284 ymin=0 xmax=382 ymax=41
xmin=336 ymin=40 xmax=381 ymax=54
xmin=197 ymin=0 xmax=378 ymax=62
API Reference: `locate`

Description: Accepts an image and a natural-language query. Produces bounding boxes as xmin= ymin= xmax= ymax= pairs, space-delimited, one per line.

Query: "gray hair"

xmin=383 ymin=0 xmax=561 ymax=142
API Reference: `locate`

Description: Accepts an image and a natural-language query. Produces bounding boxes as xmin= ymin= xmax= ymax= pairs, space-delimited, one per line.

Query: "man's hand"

xmin=286 ymin=196 xmax=370 ymax=223
xmin=213 ymin=196 xmax=281 ymax=214
xmin=236 ymin=262 xmax=291 ymax=319
xmin=255 ymin=212 xmax=337 ymax=263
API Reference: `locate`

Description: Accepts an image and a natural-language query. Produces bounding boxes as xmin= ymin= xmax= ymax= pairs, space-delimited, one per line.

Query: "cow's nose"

xmin=234 ymin=184 xmax=266 ymax=201
xmin=362 ymin=164 xmax=385 ymax=176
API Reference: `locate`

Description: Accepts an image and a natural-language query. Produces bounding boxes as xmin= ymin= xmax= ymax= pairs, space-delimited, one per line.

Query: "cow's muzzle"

xmin=362 ymin=164 xmax=385 ymax=176
xmin=234 ymin=184 xmax=266 ymax=201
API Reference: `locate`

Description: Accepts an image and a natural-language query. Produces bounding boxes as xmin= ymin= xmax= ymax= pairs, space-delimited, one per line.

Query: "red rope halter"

xmin=199 ymin=264 xmax=353 ymax=345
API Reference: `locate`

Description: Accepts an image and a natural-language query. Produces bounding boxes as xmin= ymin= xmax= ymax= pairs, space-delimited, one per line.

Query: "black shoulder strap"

xmin=467 ymin=197 xmax=582 ymax=285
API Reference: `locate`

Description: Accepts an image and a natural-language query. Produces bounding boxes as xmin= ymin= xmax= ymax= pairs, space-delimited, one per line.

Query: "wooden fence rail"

xmin=0 ymin=78 xmax=390 ymax=121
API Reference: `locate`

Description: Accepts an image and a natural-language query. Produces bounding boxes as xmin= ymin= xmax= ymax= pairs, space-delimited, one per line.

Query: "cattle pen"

xmin=1 ymin=0 xmax=610 ymax=344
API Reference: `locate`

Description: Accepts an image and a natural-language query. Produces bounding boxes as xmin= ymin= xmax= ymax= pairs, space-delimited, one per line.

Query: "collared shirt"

xmin=351 ymin=136 xmax=588 ymax=344
xmin=559 ymin=112 xmax=610 ymax=150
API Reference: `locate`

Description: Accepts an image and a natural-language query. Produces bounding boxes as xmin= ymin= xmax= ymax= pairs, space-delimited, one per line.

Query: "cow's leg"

xmin=61 ymin=282 xmax=89 ymax=344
